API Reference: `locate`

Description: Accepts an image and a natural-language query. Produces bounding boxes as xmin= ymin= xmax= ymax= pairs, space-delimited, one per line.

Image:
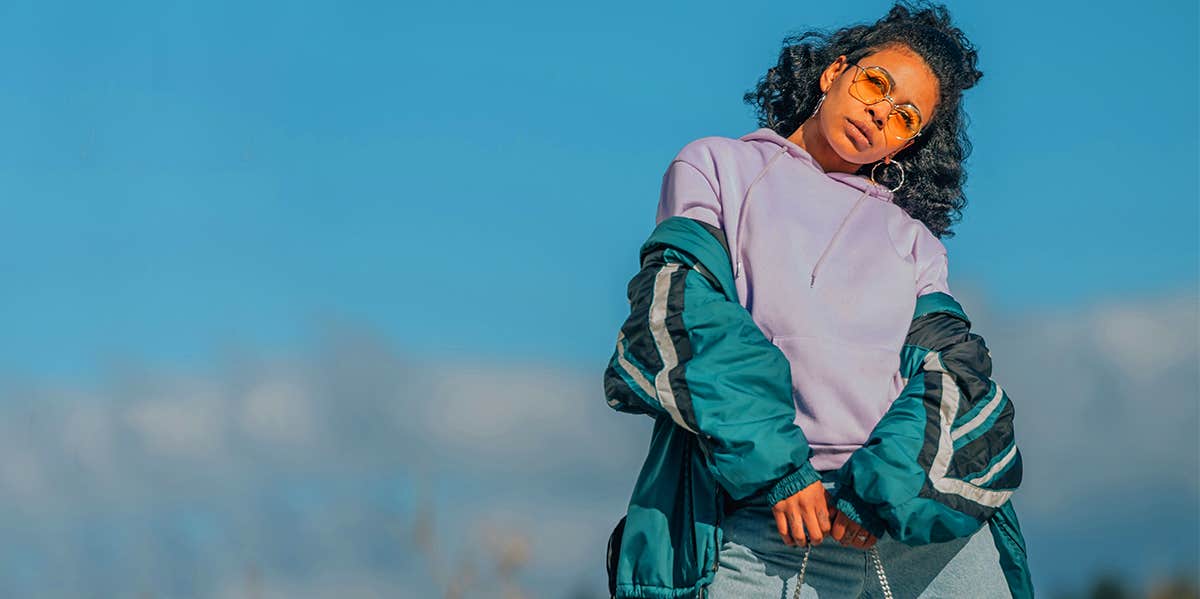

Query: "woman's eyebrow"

xmin=886 ymin=71 xmax=927 ymax=111
xmin=864 ymin=63 xmax=931 ymax=115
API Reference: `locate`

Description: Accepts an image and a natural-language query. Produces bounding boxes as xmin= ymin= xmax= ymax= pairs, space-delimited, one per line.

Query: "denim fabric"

xmin=705 ymin=474 xmax=1012 ymax=598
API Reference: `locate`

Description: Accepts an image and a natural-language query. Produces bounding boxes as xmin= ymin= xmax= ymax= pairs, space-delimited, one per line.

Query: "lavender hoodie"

xmin=655 ymin=127 xmax=953 ymax=472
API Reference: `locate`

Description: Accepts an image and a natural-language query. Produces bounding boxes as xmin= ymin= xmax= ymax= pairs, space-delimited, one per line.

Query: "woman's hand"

xmin=830 ymin=510 xmax=878 ymax=549
xmin=771 ymin=480 xmax=832 ymax=547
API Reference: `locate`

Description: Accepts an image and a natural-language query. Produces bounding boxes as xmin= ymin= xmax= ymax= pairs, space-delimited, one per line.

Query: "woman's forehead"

xmin=857 ymin=48 xmax=940 ymax=116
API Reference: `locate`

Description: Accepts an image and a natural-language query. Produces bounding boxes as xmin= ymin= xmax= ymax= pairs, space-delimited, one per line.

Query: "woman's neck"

xmin=786 ymin=122 xmax=862 ymax=175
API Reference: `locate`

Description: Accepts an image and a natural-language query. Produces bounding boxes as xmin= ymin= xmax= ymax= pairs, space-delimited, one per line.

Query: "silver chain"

xmin=790 ymin=545 xmax=892 ymax=599
xmin=868 ymin=546 xmax=894 ymax=599
xmin=789 ymin=546 xmax=811 ymax=599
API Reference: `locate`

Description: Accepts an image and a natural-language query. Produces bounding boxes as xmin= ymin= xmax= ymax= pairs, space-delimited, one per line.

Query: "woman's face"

xmin=813 ymin=47 xmax=941 ymax=165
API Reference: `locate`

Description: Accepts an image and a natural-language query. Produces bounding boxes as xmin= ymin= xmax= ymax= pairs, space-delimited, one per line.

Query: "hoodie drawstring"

xmin=734 ymin=147 xmax=791 ymax=280
xmin=809 ymin=186 xmax=871 ymax=287
xmin=733 ymin=144 xmax=880 ymax=288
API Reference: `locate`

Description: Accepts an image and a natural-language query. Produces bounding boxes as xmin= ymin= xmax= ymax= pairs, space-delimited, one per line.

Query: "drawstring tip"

xmin=809 ymin=274 xmax=815 ymax=287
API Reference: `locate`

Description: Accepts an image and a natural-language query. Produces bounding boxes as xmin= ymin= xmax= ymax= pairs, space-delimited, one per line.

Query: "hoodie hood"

xmin=739 ymin=127 xmax=895 ymax=204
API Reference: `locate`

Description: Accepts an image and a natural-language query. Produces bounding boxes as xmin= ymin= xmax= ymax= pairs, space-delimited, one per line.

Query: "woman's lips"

xmin=845 ymin=117 xmax=872 ymax=148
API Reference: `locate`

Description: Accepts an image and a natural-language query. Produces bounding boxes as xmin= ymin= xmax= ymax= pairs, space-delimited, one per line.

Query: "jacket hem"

xmin=614 ymin=578 xmax=712 ymax=599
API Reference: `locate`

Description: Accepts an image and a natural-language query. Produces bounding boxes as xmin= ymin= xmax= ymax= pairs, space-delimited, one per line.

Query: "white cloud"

xmin=240 ymin=376 xmax=314 ymax=445
xmin=423 ymin=360 xmax=575 ymax=444
xmin=0 ymin=446 xmax=46 ymax=498
xmin=419 ymin=358 xmax=650 ymax=476
xmin=61 ymin=399 xmax=117 ymax=480
xmin=125 ymin=385 xmax=227 ymax=458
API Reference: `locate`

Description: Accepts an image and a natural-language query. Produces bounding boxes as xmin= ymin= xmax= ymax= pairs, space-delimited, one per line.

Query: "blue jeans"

xmin=705 ymin=473 xmax=1012 ymax=598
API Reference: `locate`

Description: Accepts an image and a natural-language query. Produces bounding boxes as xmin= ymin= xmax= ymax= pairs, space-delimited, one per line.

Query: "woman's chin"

xmin=829 ymin=138 xmax=875 ymax=166
xmin=811 ymin=126 xmax=879 ymax=169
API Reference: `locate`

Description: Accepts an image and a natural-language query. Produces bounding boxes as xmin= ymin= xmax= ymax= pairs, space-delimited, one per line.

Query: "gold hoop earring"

xmin=870 ymin=159 xmax=905 ymax=192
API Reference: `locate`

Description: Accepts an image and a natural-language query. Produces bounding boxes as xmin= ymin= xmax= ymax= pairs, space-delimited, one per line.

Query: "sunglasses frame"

xmin=845 ymin=62 xmax=925 ymax=141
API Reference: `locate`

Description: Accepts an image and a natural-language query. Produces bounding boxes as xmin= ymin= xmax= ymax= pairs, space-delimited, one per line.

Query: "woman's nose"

xmin=866 ymin=104 xmax=889 ymax=130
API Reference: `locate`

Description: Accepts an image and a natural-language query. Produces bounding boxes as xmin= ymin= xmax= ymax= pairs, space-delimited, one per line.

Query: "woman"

xmin=607 ymin=2 xmax=1027 ymax=597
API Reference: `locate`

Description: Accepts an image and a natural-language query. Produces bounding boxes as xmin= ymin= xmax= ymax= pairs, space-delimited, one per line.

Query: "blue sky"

xmin=1 ymin=0 xmax=1195 ymax=382
xmin=0 ymin=1 xmax=1196 ymax=597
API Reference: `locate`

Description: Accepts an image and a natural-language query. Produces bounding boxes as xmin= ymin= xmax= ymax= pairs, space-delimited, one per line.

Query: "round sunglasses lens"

xmin=850 ymin=71 xmax=887 ymax=103
xmin=888 ymin=106 xmax=922 ymax=138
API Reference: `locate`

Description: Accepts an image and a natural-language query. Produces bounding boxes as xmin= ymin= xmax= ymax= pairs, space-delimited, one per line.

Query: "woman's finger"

xmin=801 ymin=505 xmax=825 ymax=546
xmin=847 ymin=523 xmax=871 ymax=549
xmin=820 ymin=487 xmax=835 ymax=534
xmin=773 ymin=508 xmax=793 ymax=546
xmin=815 ymin=500 xmax=832 ymax=536
xmin=786 ymin=505 xmax=809 ymax=547
xmin=842 ymin=520 xmax=863 ymax=548
xmin=835 ymin=512 xmax=867 ymax=548
xmin=830 ymin=511 xmax=849 ymax=544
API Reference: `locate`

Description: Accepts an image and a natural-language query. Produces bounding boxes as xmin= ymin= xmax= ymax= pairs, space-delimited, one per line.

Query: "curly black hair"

xmin=743 ymin=1 xmax=983 ymax=238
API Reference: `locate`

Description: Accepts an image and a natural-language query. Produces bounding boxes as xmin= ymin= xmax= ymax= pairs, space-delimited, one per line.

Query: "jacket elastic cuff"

xmin=833 ymin=486 xmax=887 ymax=540
xmin=764 ymin=461 xmax=822 ymax=506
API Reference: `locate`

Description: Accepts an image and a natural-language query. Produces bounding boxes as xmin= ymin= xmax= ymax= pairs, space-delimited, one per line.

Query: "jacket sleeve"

xmin=831 ymin=310 xmax=1023 ymax=544
xmin=602 ymin=239 xmax=821 ymax=504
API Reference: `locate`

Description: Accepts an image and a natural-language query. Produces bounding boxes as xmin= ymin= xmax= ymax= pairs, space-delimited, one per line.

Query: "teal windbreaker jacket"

xmin=603 ymin=216 xmax=1033 ymax=599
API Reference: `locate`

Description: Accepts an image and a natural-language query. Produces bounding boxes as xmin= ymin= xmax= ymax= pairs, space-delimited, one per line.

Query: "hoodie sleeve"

xmin=656 ymin=141 xmax=724 ymax=229
xmin=914 ymin=224 xmax=951 ymax=297
xmin=603 ymin=227 xmax=821 ymax=503
xmin=831 ymin=304 xmax=1023 ymax=544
